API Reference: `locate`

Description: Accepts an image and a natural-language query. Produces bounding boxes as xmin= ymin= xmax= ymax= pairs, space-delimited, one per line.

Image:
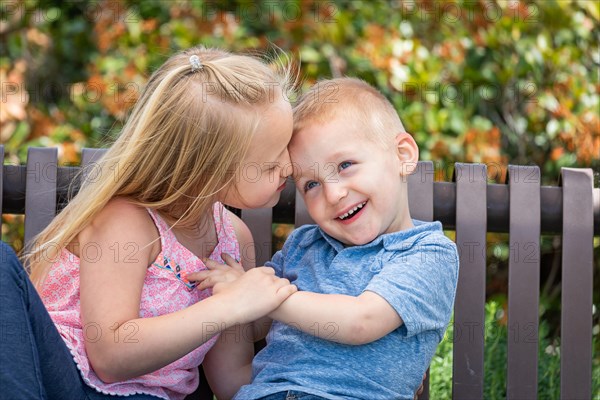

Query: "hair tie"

xmin=189 ymin=55 xmax=203 ymax=72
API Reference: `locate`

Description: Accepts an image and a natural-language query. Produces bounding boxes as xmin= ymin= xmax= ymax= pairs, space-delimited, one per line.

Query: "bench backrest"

xmin=2 ymin=146 xmax=598 ymax=399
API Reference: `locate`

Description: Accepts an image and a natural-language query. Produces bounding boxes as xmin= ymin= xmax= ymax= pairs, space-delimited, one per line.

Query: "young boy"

xmin=198 ymin=78 xmax=459 ymax=399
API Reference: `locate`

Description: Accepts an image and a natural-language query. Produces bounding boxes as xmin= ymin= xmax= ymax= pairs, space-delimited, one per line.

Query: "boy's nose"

xmin=324 ymin=182 xmax=348 ymax=205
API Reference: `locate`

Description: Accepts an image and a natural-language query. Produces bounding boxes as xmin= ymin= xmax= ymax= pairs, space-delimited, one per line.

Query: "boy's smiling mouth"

xmin=336 ymin=201 xmax=367 ymax=222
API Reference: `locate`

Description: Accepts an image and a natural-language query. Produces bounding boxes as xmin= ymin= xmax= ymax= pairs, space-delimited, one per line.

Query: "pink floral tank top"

xmin=40 ymin=202 xmax=240 ymax=400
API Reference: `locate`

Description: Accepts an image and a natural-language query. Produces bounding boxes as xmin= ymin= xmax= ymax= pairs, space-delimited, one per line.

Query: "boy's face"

xmin=290 ymin=117 xmax=417 ymax=246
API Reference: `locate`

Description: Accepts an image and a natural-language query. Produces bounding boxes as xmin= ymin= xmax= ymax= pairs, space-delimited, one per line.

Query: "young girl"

xmin=0 ymin=47 xmax=297 ymax=400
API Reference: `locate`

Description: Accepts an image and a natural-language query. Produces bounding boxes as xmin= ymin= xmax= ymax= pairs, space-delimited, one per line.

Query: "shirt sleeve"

xmin=265 ymin=227 xmax=298 ymax=278
xmin=265 ymin=226 xmax=314 ymax=281
xmin=364 ymin=237 xmax=459 ymax=339
xmin=265 ymin=249 xmax=285 ymax=277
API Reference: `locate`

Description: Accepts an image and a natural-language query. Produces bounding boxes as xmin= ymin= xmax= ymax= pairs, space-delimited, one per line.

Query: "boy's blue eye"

xmin=304 ymin=181 xmax=319 ymax=192
xmin=339 ymin=161 xmax=353 ymax=171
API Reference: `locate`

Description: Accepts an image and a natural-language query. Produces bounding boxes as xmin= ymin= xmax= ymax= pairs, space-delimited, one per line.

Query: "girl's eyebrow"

xmin=261 ymin=148 xmax=288 ymax=170
xmin=275 ymin=147 xmax=287 ymax=160
xmin=268 ymin=142 xmax=289 ymax=164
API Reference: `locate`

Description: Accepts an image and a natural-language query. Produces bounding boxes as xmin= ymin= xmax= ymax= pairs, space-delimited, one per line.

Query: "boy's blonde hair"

xmin=293 ymin=77 xmax=405 ymax=146
xmin=27 ymin=47 xmax=296 ymax=287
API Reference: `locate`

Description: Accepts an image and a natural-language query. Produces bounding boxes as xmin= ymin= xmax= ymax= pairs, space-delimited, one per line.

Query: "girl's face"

xmin=220 ymin=95 xmax=293 ymax=209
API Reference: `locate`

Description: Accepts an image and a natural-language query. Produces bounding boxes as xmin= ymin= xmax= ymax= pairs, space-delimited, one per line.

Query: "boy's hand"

xmin=186 ymin=253 xmax=243 ymax=292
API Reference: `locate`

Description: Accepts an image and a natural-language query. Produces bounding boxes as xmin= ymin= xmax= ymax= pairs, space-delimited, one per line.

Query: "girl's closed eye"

xmin=262 ymin=163 xmax=279 ymax=172
xmin=304 ymin=180 xmax=319 ymax=192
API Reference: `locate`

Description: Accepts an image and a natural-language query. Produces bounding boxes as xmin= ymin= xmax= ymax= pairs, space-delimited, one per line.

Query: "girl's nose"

xmin=280 ymin=148 xmax=292 ymax=177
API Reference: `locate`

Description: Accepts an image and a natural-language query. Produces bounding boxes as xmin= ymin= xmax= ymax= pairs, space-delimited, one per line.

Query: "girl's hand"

xmin=221 ymin=267 xmax=297 ymax=323
xmin=186 ymin=253 xmax=244 ymax=292
xmin=187 ymin=254 xmax=297 ymax=324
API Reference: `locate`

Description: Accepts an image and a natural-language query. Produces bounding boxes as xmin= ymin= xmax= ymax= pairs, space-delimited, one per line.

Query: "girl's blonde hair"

xmin=26 ymin=47 xmax=296 ymax=287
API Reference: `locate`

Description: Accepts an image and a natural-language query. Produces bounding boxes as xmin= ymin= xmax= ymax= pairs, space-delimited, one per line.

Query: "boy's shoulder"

xmin=277 ymin=224 xmax=349 ymax=261
xmin=384 ymin=220 xmax=455 ymax=250
xmin=383 ymin=221 xmax=459 ymax=273
xmin=284 ymin=224 xmax=323 ymax=249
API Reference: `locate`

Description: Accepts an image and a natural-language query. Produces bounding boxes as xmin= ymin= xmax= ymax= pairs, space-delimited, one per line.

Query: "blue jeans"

xmin=0 ymin=242 xmax=159 ymax=399
xmin=258 ymin=391 xmax=329 ymax=400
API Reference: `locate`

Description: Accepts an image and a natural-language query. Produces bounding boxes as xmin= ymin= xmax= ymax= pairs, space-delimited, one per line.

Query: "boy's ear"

xmin=394 ymin=132 xmax=419 ymax=176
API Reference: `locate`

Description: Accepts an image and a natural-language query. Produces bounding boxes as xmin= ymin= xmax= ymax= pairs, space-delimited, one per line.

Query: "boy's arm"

xmin=269 ymin=291 xmax=402 ymax=345
xmin=270 ymin=238 xmax=460 ymax=347
xmin=201 ymin=211 xmax=256 ymax=399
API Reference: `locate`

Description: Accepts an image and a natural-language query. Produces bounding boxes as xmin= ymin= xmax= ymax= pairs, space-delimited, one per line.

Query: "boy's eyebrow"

xmin=291 ymin=167 xmax=306 ymax=180
xmin=291 ymin=149 xmax=355 ymax=179
xmin=290 ymin=161 xmax=312 ymax=180
xmin=327 ymin=149 xmax=354 ymax=162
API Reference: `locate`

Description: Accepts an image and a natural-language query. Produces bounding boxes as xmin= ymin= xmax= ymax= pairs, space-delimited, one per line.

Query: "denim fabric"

xmin=0 ymin=242 xmax=160 ymax=400
xmin=258 ymin=391 xmax=329 ymax=400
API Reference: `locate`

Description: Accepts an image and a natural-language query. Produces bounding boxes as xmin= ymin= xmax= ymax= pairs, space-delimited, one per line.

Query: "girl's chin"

xmin=222 ymin=193 xmax=281 ymax=210
xmin=257 ymin=194 xmax=281 ymax=209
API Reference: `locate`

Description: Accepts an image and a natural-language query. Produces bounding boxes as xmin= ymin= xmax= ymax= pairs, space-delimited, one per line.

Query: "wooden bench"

xmin=2 ymin=146 xmax=598 ymax=399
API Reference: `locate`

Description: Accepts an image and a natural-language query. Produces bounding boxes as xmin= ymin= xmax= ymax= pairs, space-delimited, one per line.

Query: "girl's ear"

xmin=394 ymin=132 xmax=419 ymax=176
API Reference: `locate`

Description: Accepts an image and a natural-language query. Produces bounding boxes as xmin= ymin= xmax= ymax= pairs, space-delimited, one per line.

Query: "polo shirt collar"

xmin=381 ymin=220 xmax=443 ymax=250
xmin=297 ymin=220 xmax=443 ymax=252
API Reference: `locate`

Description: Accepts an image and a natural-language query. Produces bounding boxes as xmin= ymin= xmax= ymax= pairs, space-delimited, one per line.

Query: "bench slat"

xmin=452 ymin=163 xmax=487 ymax=399
xmin=241 ymin=208 xmax=273 ymax=267
xmin=407 ymin=161 xmax=434 ymax=400
xmin=560 ymin=167 xmax=593 ymax=399
xmin=81 ymin=148 xmax=107 ymax=184
xmin=408 ymin=161 xmax=434 ymax=222
xmin=294 ymin=191 xmax=314 ymax=227
xmin=24 ymin=147 xmax=58 ymax=247
xmin=506 ymin=165 xmax=540 ymax=399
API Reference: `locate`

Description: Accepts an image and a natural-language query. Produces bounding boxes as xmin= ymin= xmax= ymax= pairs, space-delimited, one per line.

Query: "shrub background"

xmin=1 ymin=0 xmax=598 ymax=396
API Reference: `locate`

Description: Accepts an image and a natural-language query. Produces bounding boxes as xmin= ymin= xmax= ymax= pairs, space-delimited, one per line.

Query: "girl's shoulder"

xmin=93 ymin=197 xmax=154 ymax=230
xmin=224 ymin=209 xmax=252 ymax=247
xmin=223 ymin=209 xmax=254 ymax=269
xmin=77 ymin=197 xmax=160 ymax=262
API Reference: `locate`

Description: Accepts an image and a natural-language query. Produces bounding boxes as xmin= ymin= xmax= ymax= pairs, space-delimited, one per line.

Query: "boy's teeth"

xmin=338 ymin=202 xmax=365 ymax=220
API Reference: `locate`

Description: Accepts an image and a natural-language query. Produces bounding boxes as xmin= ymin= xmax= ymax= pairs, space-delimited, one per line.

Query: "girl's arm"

xmin=201 ymin=211 xmax=256 ymax=399
xmin=78 ymin=199 xmax=295 ymax=383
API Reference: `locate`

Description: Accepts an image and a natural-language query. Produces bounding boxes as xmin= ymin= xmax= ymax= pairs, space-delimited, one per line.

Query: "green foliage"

xmin=2 ymin=0 xmax=598 ymax=175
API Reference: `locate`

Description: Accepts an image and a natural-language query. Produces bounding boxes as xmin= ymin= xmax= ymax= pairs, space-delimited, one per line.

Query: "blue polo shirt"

xmin=234 ymin=220 xmax=459 ymax=400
